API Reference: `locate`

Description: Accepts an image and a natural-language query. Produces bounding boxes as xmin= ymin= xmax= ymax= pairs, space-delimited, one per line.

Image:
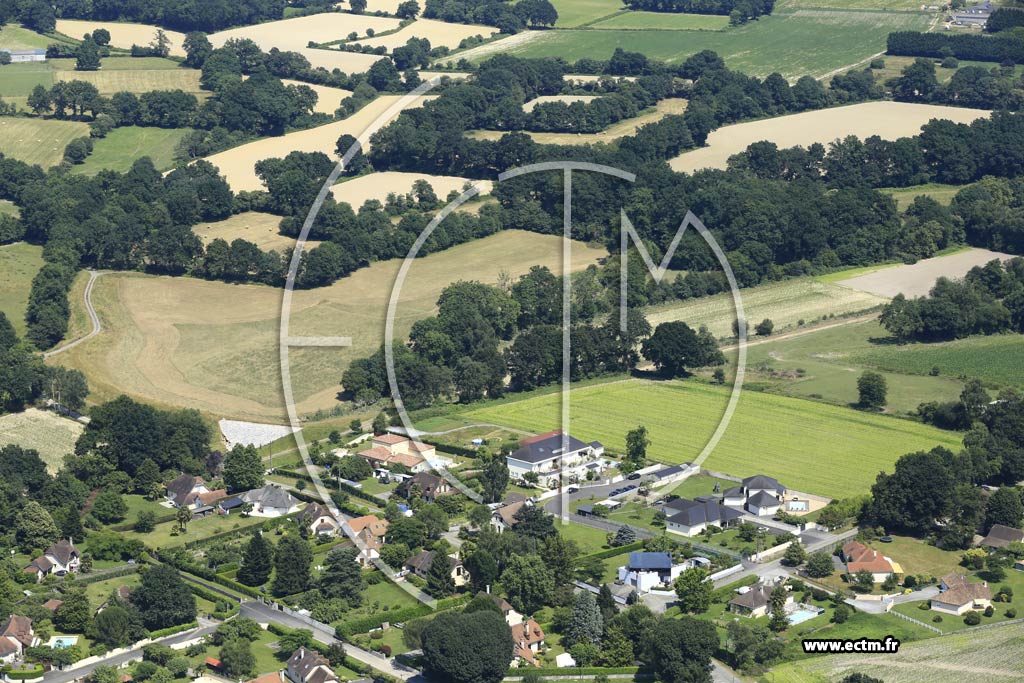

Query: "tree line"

xmin=50 ymin=0 xmax=291 ymax=32
xmin=422 ymin=0 xmax=557 ymax=33
xmin=889 ymin=58 xmax=1024 ymax=111
xmin=623 ymin=0 xmax=774 ymax=22
xmin=887 ymin=30 xmax=1024 ymax=64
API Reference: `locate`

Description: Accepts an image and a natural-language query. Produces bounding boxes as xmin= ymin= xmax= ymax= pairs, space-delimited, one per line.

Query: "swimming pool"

xmin=788 ymin=609 xmax=822 ymax=625
xmin=48 ymin=636 xmax=78 ymax=649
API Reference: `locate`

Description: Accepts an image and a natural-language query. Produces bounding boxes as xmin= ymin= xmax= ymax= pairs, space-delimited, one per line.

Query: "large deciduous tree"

xmin=420 ymin=610 xmax=513 ymax=683
xmin=131 ymin=565 xmax=196 ymax=630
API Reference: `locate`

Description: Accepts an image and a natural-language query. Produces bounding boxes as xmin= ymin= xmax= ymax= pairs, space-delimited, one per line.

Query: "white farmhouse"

xmin=506 ymin=430 xmax=603 ymax=487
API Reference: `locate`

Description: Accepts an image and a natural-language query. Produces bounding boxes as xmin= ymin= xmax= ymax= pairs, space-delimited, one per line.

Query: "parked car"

xmin=627 ymin=473 xmax=641 ymax=480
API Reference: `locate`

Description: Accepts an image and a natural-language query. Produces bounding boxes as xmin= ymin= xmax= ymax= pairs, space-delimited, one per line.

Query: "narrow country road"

xmin=44 ymin=270 xmax=103 ymax=359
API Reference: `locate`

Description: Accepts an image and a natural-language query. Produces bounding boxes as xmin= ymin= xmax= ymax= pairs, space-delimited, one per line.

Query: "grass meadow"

xmin=0 ymin=409 xmax=84 ymax=471
xmin=463 ymin=378 xmax=962 ymax=498
xmin=590 ymin=11 xmax=730 ymax=29
xmin=0 ymin=241 xmax=43 ymax=335
xmin=767 ymin=621 xmax=1024 ymax=683
xmin=0 ymin=116 xmax=90 ymax=167
xmin=550 ymin=0 xmax=626 ymax=26
xmin=880 ymin=182 xmax=967 ymax=210
xmin=74 ymin=126 xmax=192 ymax=175
xmin=645 ymin=277 xmax=887 ymax=338
xmin=469 ymin=9 xmax=934 ymax=79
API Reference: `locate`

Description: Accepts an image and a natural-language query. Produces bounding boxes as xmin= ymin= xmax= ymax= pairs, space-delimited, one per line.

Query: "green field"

xmin=0 ymin=242 xmax=43 ymax=335
xmin=645 ymin=276 xmax=887 ymax=339
xmin=0 ymin=24 xmax=67 ymax=49
xmin=880 ymin=182 xmax=967 ymax=210
xmin=464 ymin=378 xmax=961 ymax=498
xmin=0 ymin=116 xmax=90 ymax=167
xmin=778 ymin=0 xmax=937 ymax=10
xmin=745 ymin=318 xmax=967 ymax=413
xmin=0 ymin=62 xmax=53 ymax=99
xmin=0 ymin=408 xmax=84 ymax=472
xmin=472 ymin=9 xmax=934 ymax=79
xmin=853 ymin=331 xmax=1024 ymax=391
xmin=551 ymin=0 xmax=626 ymax=26
xmin=74 ymin=126 xmax=191 ymax=174
xmin=590 ymin=11 xmax=730 ymax=29
xmin=768 ymin=621 xmax=1024 ymax=683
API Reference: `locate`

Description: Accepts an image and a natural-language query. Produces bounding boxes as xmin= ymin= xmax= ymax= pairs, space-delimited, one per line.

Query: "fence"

xmin=708 ymin=563 xmax=745 ymax=583
xmin=890 ymin=609 xmax=942 ymax=634
xmin=750 ymin=540 xmax=793 ymax=563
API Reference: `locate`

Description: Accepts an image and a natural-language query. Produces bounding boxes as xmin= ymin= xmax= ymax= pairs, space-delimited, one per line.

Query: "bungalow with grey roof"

xmin=239 ymin=484 xmax=300 ymax=517
xmin=664 ymin=498 xmax=743 ymax=537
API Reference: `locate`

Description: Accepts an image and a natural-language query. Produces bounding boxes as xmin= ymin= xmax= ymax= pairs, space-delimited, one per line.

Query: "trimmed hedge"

xmin=76 ymin=565 xmax=139 ymax=584
xmin=161 ymin=553 xmax=261 ymax=598
xmin=416 ymin=438 xmax=476 ymax=458
xmin=335 ymin=594 xmax=470 ymax=638
xmin=578 ymin=540 xmax=645 ymax=561
xmin=517 ymin=666 xmax=641 ymax=676
xmin=149 ymin=621 xmax=198 ymax=639
xmin=5 ymin=666 xmax=45 ymax=680
xmin=275 ymin=467 xmax=387 ymax=508
xmin=180 ymin=513 xmax=294 ymax=549
xmin=110 ymin=511 xmax=177 ymax=532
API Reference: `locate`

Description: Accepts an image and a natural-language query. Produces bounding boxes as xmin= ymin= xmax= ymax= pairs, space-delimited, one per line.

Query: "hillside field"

xmin=458 ymin=9 xmax=934 ymax=79
xmin=0 ymin=409 xmax=84 ymax=472
xmin=73 ymin=126 xmax=192 ymax=175
xmin=0 ymin=242 xmax=44 ymax=336
xmin=0 ymin=116 xmax=90 ymax=168
xmin=193 ymin=212 xmax=315 ymax=253
xmin=645 ymin=277 xmax=887 ymax=338
xmin=51 ymin=57 xmax=204 ymax=94
xmin=54 ymin=231 xmax=608 ymax=422
xmin=463 ymin=378 xmax=962 ymax=498
xmin=550 ymin=0 xmax=626 ymax=27
xmin=670 ymin=102 xmax=989 ymax=173
xmin=590 ymin=11 xmax=730 ymax=29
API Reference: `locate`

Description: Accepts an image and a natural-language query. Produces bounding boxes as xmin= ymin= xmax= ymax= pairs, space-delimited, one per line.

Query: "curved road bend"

xmin=44 ymin=270 xmax=104 ymax=359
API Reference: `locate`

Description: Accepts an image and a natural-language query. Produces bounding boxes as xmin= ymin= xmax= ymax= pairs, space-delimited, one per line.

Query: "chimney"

xmin=486 ymin=584 xmax=490 ymax=594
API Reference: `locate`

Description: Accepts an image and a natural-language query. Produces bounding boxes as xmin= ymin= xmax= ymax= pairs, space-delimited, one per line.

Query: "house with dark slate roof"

xmin=165 ymin=474 xmax=211 ymax=508
xmin=23 ymin=539 xmax=80 ymax=582
xmin=506 ymin=430 xmax=604 ymax=487
xmin=979 ymin=524 xmax=1024 ymax=550
xmin=301 ymin=503 xmax=339 ymax=537
xmin=404 ymin=550 xmax=468 ymax=586
xmin=729 ymin=580 xmax=793 ymax=618
xmin=664 ymin=498 xmax=743 ymax=537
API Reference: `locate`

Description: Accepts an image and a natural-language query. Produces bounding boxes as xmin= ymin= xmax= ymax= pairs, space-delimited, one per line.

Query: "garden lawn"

xmin=465 ymin=378 xmax=962 ymax=499
xmin=557 ymin=519 xmax=612 ymax=555
xmin=127 ymin=511 xmax=267 ymax=548
xmin=84 ymin=573 xmax=141 ymax=610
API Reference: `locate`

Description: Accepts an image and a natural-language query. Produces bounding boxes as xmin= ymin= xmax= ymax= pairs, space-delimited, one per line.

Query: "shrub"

xmin=984 ymin=605 xmax=994 ymax=617
xmin=932 ymin=614 xmax=942 ymax=623
xmin=964 ymin=611 xmax=981 ymax=626
xmin=1005 ymin=608 xmax=1016 ymax=618
xmin=870 ymin=58 xmax=885 ymax=69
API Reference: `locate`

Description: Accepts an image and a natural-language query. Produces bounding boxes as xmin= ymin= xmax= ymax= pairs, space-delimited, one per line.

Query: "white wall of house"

xmin=667 ymin=520 xmax=704 ymax=537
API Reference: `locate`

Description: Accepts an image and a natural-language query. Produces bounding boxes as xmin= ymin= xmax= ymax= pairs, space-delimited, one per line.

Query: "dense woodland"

xmin=888 ymin=30 xmax=1024 ymax=63
xmin=889 ymin=59 xmax=1024 ymax=110
xmin=50 ymin=0 xmax=293 ymax=32
xmin=422 ymin=0 xmax=557 ymax=32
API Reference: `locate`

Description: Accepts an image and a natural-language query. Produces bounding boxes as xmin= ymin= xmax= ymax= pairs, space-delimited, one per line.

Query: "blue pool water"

xmin=50 ymin=637 xmax=78 ymax=649
xmin=788 ymin=609 xmax=822 ymax=625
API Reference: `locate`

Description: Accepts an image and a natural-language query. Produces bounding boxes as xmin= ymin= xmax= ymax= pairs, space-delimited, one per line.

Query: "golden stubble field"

xmin=352 ymin=18 xmax=496 ymax=51
xmin=53 ymin=231 xmax=608 ymax=422
xmin=55 ymin=19 xmax=187 ymax=55
xmin=669 ymin=101 xmax=991 ymax=173
xmin=203 ymin=94 xmax=436 ymax=192
xmin=330 ymin=172 xmax=491 ymax=207
xmin=193 ymin=212 xmax=322 ymax=253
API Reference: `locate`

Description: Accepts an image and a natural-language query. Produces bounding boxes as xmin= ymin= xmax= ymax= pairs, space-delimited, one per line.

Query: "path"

xmin=817 ymin=51 xmax=885 ymax=82
xmin=239 ymin=601 xmax=424 ymax=681
xmin=390 ymin=422 xmax=534 ymax=437
xmin=44 ymin=270 xmax=103 ymax=359
xmin=719 ymin=312 xmax=878 ymax=354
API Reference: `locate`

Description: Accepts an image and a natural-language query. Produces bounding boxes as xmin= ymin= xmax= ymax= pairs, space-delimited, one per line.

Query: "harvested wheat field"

xmin=352 ymin=19 xmax=496 ymax=51
xmin=336 ymin=0 xmax=405 ymax=13
xmin=522 ymin=94 xmax=600 ymax=112
xmin=55 ymin=19 xmax=186 ymax=56
xmin=419 ymin=71 xmax=472 ymax=81
xmin=0 ymin=409 xmax=84 ymax=472
xmin=54 ymin=66 xmax=202 ymax=94
xmin=838 ymin=248 xmax=1015 ymax=298
xmin=282 ymin=80 xmax=353 ymax=114
xmin=209 ymin=13 xmax=399 ymax=72
xmin=193 ymin=212 xmax=321 ymax=253
xmin=331 ymin=172 xmax=491 ymax=208
xmin=54 ymin=230 xmax=608 ymax=421
xmin=468 ymin=98 xmax=687 ymax=145
xmin=203 ymin=94 xmax=436 ymax=191
xmin=670 ymin=102 xmax=990 ymax=173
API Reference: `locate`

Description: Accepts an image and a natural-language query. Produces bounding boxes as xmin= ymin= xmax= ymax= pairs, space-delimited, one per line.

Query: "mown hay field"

xmin=590 ymin=11 xmax=730 ymax=29
xmin=880 ymin=182 xmax=966 ymax=210
xmin=282 ymin=80 xmax=353 ymax=115
xmin=330 ymin=172 xmax=489 ymax=208
xmin=352 ymin=18 xmax=496 ymax=51
xmin=53 ymin=59 xmax=203 ymax=94
xmin=0 ymin=409 xmax=84 ymax=472
xmin=645 ymin=277 xmax=887 ymax=338
xmin=54 ymin=231 xmax=608 ymax=422
xmin=669 ymin=102 xmax=990 ymax=173
xmin=74 ymin=126 xmax=192 ymax=174
xmin=193 ymin=212 xmax=319 ymax=253
xmin=0 ymin=242 xmax=44 ymax=336
xmin=0 ymin=116 xmax=90 ymax=168
xmin=464 ymin=378 xmax=962 ymax=498
xmin=768 ymin=621 xmax=1024 ymax=683
xmin=458 ymin=9 xmax=935 ymax=79
xmin=837 ymin=247 xmax=1013 ymax=298
xmin=55 ymin=19 xmax=187 ymax=56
